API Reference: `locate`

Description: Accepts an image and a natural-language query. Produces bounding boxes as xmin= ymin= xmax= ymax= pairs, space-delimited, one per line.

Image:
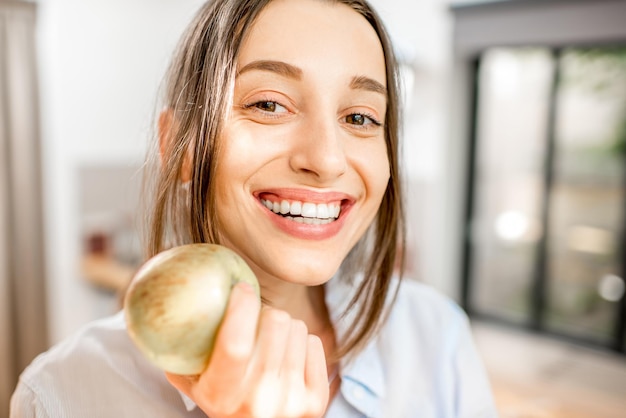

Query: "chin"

xmin=262 ymin=256 xmax=343 ymax=288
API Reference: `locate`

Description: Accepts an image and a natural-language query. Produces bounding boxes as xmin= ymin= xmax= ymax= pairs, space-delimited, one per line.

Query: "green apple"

xmin=124 ymin=243 xmax=260 ymax=375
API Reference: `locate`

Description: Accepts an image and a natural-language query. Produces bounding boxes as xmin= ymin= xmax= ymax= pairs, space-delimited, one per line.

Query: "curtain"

xmin=0 ymin=1 xmax=48 ymax=413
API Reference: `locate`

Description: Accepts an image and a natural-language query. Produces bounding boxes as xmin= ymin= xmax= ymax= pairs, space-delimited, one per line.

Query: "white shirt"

xmin=11 ymin=278 xmax=497 ymax=417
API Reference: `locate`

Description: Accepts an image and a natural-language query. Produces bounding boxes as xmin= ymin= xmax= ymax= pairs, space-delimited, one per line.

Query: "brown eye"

xmin=246 ymin=100 xmax=288 ymax=114
xmin=255 ymin=101 xmax=277 ymax=112
xmin=346 ymin=114 xmax=366 ymax=125
xmin=345 ymin=113 xmax=381 ymax=127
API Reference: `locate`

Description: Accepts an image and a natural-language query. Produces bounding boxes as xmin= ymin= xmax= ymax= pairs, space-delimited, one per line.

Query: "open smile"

xmin=261 ymin=198 xmax=341 ymax=225
xmin=255 ymin=190 xmax=354 ymax=239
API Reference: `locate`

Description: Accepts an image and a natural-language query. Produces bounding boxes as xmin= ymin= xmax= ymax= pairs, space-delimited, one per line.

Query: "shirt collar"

xmin=178 ymin=274 xmax=387 ymax=414
xmin=325 ymin=274 xmax=386 ymax=416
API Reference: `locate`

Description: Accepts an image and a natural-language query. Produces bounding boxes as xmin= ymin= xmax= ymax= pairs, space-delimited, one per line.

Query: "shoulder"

xmin=12 ymin=313 xmax=126 ymax=416
xmin=16 ymin=312 xmax=133 ymax=396
xmin=12 ymin=312 xmax=184 ymax=417
xmin=376 ymin=278 xmax=498 ymax=416
xmin=390 ymin=278 xmax=467 ymax=332
xmin=382 ymin=278 xmax=474 ymax=364
xmin=19 ymin=312 xmax=130 ymax=382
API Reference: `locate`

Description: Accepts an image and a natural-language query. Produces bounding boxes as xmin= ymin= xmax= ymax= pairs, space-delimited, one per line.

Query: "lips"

xmin=255 ymin=189 xmax=354 ymax=239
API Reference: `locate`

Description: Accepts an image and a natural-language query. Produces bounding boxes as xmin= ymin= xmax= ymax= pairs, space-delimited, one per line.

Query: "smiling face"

xmin=213 ymin=0 xmax=390 ymax=287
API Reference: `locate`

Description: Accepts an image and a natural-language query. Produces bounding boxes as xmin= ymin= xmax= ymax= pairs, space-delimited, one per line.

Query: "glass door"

xmin=464 ymin=46 xmax=626 ymax=353
xmin=545 ymin=48 xmax=626 ymax=346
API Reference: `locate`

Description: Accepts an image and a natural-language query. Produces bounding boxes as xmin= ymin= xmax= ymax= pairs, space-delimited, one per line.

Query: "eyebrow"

xmin=237 ymin=60 xmax=303 ymax=79
xmin=350 ymin=75 xmax=387 ymax=96
xmin=236 ymin=59 xmax=387 ymax=96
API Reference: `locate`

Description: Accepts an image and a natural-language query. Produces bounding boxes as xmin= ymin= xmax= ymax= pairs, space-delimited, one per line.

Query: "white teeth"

xmin=290 ymin=201 xmax=302 ymax=216
xmin=317 ymin=203 xmax=329 ymax=219
xmin=261 ymin=198 xmax=341 ymax=221
xmin=301 ymin=202 xmax=317 ymax=218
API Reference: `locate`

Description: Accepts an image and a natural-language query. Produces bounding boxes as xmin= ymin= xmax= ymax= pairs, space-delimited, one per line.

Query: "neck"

xmin=260 ymin=279 xmax=332 ymax=335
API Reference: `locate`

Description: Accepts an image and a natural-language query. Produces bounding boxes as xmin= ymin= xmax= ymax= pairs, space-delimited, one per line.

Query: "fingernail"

xmin=233 ymin=281 xmax=254 ymax=296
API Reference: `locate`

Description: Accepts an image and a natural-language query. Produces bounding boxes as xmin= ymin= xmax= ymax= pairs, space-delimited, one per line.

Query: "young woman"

xmin=11 ymin=0 xmax=497 ymax=416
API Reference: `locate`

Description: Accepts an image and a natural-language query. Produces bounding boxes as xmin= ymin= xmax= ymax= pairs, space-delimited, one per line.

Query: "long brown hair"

xmin=144 ymin=0 xmax=405 ymax=360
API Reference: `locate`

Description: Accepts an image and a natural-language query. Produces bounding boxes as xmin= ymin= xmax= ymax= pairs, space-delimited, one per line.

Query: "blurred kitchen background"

xmin=1 ymin=0 xmax=625 ymax=416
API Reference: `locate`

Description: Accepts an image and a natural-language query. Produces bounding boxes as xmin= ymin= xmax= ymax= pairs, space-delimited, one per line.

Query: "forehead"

xmin=237 ymin=0 xmax=386 ymax=86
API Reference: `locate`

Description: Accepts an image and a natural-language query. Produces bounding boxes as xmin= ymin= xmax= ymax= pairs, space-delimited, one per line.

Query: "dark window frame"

xmin=451 ymin=0 xmax=626 ymax=354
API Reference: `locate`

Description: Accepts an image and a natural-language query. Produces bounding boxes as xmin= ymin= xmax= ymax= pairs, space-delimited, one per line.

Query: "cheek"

xmin=214 ymin=127 xmax=263 ymax=192
xmin=213 ymin=124 xmax=289 ymax=212
xmin=217 ymin=123 xmax=290 ymax=173
xmin=216 ymin=129 xmax=255 ymax=174
xmin=212 ymin=130 xmax=249 ymax=213
xmin=351 ymin=140 xmax=390 ymax=203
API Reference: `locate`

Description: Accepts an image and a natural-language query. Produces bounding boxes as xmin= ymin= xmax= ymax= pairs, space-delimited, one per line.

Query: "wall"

xmin=35 ymin=0 xmax=461 ymax=345
xmin=369 ymin=0 xmax=460 ymax=297
xmin=36 ymin=0 xmax=205 ymax=344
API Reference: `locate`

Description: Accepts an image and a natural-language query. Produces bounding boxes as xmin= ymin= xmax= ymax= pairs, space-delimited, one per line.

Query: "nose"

xmin=289 ymin=114 xmax=347 ymax=182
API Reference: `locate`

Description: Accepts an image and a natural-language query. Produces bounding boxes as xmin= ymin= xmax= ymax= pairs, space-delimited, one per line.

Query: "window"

xmin=452 ymin=0 xmax=626 ymax=353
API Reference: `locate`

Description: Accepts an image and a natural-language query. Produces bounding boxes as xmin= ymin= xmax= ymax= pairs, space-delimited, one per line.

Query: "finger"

xmin=197 ymin=282 xmax=261 ymax=407
xmin=248 ymin=307 xmax=292 ymax=417
xmin=281 ymin=319 xmax=309 ymax=416
xmin=281 ymin=319 xmax=308 ymax=378
xmin=251 ymin=307 xmax=291 ymax=376
xmin=304 ymin=335 xmax=330 ymax=415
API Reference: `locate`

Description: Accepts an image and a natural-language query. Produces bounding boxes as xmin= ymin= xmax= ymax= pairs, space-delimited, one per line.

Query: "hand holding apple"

xmin=164 ymin=283 xmax=330 ymax=418
xmin=124 ymin=243 xmax=330 ymax=417
xmin=124 ymin=243 xmax=260 ymax=375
